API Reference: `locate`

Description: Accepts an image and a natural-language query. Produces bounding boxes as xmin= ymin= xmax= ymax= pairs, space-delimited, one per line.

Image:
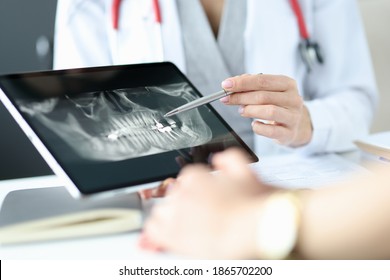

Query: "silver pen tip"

xmin=164 ymin=110 xmax=177 ymax=118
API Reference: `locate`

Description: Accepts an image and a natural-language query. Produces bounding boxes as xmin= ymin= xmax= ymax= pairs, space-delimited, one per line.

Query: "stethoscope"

xmin=289 ymin=0 xmax=324 ymax=72
xmin=112 ymin=0 xmax=161 ymax=29
xmin=111 ymin=0 xmax=323 ymax=72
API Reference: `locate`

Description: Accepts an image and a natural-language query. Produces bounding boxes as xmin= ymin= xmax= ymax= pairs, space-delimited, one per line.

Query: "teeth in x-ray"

xmin=104 ymin=113 xmax=182 ymax=149
xmin=22 ymin=84 xmax=213 ymax=161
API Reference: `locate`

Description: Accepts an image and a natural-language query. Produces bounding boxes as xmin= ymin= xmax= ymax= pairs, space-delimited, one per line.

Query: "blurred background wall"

xmin=358 ymin=0 xmax=390 ymax=133
xmin=0 ymin=0 xmax=57 ymax=180
xmin=0 ymin=0 xmax=388 ymax=180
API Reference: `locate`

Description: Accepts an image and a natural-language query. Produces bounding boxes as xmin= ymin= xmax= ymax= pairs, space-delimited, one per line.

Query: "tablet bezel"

xmin=0 ymin=62 xmax=258 ymax=198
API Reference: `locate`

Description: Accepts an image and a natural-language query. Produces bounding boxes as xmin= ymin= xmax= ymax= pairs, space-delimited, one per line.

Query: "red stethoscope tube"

xmin=112 ymin=0 xmax=311 ymax=42
xmin=152 ymin=0 xmax=162 ymax=24
xmin=111 ymin=0 xmax=321 ymax=67
xmin=288 ymin=0 xmax=310 ymax=40
xmin=112 ymin=0 xmax=161 ymax=30
xmin=112 ymin=0 xmax=121 ymax=30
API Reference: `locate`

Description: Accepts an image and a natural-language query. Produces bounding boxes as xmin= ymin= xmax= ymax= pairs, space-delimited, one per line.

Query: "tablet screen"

xmin=0 ymin=63 xmax=258 ymax=195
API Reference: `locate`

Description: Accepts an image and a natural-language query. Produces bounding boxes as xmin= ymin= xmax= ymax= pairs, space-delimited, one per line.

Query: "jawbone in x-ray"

xmin=20 ymin=82 xmax=212 ymax=161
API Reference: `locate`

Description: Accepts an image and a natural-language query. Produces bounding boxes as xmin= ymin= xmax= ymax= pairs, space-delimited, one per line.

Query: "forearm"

xmin=302 ymin=89 xmax=376 ymax=154
xmin=296 ymin=167 xmax=390 ymax=259
xmin=297 ymin=0 xmax=378 ymax=155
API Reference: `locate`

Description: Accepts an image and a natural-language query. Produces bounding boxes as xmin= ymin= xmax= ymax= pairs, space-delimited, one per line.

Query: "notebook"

xmin=0 ymin=187 xmax=142 ymax=244
xmin=354 ymin=131 xmax=390 ymax=162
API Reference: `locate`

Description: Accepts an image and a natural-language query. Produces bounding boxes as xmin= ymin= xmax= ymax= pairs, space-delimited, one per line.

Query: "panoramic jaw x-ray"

xmin=20 ymin=82 xmax=212 ymax=161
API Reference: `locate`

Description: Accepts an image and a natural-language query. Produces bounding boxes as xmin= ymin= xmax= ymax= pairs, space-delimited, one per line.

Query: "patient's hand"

xmin=139 ymin=148 xmax=274 ymax=258
xmin=139 ymin=178 xmax=177 ymax=199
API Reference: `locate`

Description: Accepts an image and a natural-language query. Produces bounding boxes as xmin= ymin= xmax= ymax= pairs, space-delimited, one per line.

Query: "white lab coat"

xmin=54 ymin=0 xmax=378 ymax=155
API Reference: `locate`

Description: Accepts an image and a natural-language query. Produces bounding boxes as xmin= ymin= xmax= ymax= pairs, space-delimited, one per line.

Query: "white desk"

xmin=0 ymin=152 xmax=367 ymax=259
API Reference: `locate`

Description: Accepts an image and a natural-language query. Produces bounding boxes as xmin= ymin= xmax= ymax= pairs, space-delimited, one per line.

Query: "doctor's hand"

xmin=221 ymin=74 xmax=313 ymax=147
xmin=139 ymin=149 xmax=275 ymax=259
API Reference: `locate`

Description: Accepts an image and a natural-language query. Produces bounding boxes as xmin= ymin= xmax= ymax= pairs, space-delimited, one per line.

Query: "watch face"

xmin=256 ymin=193 xmax=300 ymax=259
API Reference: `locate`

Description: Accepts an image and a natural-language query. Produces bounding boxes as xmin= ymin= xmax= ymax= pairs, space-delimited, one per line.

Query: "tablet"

xmin=0 ymin=62 xmax=258 ymax=198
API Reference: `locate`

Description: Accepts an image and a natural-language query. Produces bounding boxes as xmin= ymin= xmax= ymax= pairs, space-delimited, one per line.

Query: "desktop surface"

xmin=0 ymin=152 xmax=367 ymax=259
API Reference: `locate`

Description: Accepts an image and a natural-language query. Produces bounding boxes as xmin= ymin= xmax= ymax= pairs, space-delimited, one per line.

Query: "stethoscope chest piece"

xmin=299 ymin=39 xmax=324 ymax=72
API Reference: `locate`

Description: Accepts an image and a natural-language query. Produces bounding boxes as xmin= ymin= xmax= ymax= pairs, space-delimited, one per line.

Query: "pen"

xmin=164 ymin=89 xmax=234 ymax=117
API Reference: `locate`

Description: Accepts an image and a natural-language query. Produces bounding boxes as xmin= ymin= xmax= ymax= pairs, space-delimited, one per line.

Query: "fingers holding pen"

xmin=222 ymin=90 xmax=303 ymax=109
xmin=238 ymin=104 xmax=297 ymax=124
xmin=220 ymin=74 xmax=302 ymax=113
xmin=220 ymin=74 xmax=302 ymax=133
xmin=251 ymin=120 xmax=292 ymax=145
xmin=220 ymin=73 xmax=312 ymax=147
xmin=221 ymin=73 xmax=297 ymax=93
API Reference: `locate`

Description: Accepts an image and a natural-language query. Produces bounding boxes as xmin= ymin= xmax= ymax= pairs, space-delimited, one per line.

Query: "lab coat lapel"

xmin=159 ymin=0 xmax=186 ymax=72
xmin=110 ymin=0 xmax=185 ymax=71
xmin=245 ymin=0 xmax=302 ymax=78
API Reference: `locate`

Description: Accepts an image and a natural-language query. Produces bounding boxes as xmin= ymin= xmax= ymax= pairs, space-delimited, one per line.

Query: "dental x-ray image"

xmin=19 ymin=82 xmax=213 ymax=161
xmin=1 ymin=63 xmax=257 ymax=195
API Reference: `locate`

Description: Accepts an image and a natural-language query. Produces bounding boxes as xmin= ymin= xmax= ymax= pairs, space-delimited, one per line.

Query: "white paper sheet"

xmin=250 ymin=153 xmax=369 ymax=189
